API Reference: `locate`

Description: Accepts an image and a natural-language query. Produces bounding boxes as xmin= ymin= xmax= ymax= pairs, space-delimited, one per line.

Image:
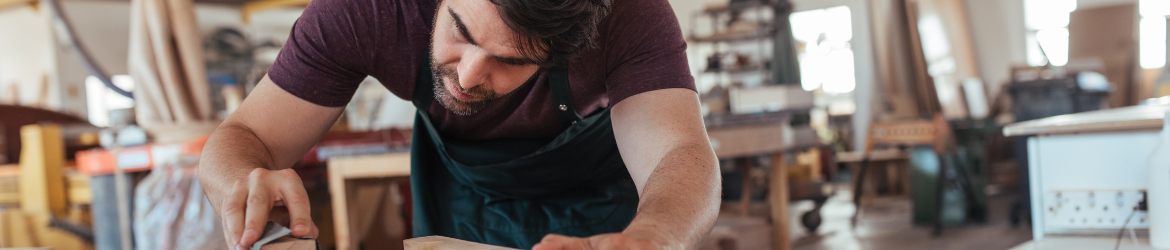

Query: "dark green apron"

xmin=408 ymin=59 xmax=639 ymax=249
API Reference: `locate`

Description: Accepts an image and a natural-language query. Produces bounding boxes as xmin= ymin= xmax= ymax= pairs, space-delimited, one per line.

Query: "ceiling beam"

xmin=241 ymin=0 xmax=308 ymax=23
xmin=0 ymin=0 xmax=37 ymax=12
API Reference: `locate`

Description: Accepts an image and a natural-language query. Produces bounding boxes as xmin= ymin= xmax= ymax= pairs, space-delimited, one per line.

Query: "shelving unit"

xmin=688 ymin=0 xmax=778 ymax=88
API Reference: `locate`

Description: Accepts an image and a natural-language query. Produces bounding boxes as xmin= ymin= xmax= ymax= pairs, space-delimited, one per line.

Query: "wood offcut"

xmin=403 ymin=236 xmax=518 ymax=250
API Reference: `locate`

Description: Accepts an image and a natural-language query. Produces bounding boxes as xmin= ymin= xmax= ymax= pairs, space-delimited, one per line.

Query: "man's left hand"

xmin=531 ymin=233 xmax=665 ymax=250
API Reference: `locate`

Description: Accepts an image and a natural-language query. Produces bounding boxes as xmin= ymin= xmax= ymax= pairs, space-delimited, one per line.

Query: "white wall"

xmin=0 ymin=5 xmax=57 ymax=109
xmin=54 ymin=1 xmax=134 ymax=118
xmin=964 ymin=0 xmax=1028 ymax=100
xmin=0 ymin=1 xmax=304 ymax=121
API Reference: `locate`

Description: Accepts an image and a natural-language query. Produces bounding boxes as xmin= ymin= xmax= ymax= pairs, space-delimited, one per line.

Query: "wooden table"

xmin=705 ymin=112 xmax=823 ymax=250
xmin=327 ymin=153 xmax=412 ymax=250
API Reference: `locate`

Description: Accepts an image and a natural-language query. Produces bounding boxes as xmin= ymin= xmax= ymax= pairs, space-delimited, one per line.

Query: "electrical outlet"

xmin=1044 ymin=190 xmax=1148 ymax=230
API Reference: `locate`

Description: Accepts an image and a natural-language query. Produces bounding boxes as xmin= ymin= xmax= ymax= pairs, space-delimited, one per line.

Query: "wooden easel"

xmin=851 ymin=114 xmax=980 ymax=236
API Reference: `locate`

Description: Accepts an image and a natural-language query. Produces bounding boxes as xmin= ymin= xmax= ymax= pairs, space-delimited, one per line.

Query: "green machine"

xmin=910 ymin=119 xmax=994 ymax=226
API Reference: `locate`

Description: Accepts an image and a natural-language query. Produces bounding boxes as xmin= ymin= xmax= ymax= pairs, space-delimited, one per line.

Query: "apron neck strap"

xmin=546 ymin=61 xmax=581 ymax=124
xmin=413 ymin=56 xmax=580 ymax=124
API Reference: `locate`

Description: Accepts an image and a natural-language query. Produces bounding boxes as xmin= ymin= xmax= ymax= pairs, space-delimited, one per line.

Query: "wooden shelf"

xmin=704 ymin=64 xmax=767 ymax=74
xmin=702 ymin=0 xmax=771 ymax=14
xmin=690 ymin=30 xmax=772 ymax=43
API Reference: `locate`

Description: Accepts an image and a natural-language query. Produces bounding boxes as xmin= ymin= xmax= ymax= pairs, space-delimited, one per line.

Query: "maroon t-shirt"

xmin=268 ymin=0 xmax=695 ymax=141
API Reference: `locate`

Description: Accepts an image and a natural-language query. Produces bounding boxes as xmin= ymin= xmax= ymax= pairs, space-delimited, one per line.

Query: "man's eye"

xmin=451 ymin=24 xmax=460 ymax=38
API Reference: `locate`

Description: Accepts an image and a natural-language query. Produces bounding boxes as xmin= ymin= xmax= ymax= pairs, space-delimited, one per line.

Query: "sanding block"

xmin=250 ymin=222 xmax=319 ymax=250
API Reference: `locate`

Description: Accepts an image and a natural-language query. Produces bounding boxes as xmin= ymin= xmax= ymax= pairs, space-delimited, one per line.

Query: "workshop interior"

xmin=1 ymin=0 xmax=1170 ymax=249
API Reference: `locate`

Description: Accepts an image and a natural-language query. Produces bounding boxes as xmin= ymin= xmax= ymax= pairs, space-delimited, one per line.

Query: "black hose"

xmin=48 ymin=216 xmax=96 ymax=244
xmin=43 ymin=0 xmax=134 ymax=98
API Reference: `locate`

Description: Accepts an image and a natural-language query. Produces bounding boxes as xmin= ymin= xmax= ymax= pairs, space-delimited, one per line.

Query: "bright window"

xmin=1024 ymin=0 xmax=1076 ymax=66
xmin=1140 ymin=0 xmax=1169 ymax=69
xmin=790 ymin=6 xmax=855 ymax=94
xmin=85 ymin=75 xmax=135 ymax=127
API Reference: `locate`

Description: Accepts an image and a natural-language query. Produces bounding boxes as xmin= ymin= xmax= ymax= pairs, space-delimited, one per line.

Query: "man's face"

xmin=430 ymin=0 xmax=543 ymax=115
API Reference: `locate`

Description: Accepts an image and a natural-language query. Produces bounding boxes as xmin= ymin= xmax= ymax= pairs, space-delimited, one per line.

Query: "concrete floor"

xmin=788 ymin=190 xmax=1034 ymax=250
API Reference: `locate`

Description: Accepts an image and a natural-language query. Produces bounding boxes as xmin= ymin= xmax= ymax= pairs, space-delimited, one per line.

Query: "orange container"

xmin=76 ymin=135 xmax=209 ymax=175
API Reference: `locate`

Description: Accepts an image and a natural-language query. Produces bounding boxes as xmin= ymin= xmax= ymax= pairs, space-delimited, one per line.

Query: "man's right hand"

xmin=219 ymin=168 xmax=318 ymax=250
xmin=199 ymin=76 xmax=344 ymax=249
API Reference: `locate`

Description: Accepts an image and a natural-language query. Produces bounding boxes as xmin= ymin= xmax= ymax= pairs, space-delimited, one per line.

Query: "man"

xmin=197 ymin=0 xmax=721 ymax=248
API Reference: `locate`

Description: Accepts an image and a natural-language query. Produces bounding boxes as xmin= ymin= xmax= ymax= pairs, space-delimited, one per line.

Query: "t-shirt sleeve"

xmin=267 ymin=0 xmax=379 ymax=107
xmin=602 ymin=0 xmax=696 ymax=106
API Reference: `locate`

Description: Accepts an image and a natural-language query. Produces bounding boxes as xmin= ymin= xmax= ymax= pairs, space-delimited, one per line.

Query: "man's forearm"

xmin=198 ymin=123 xmax=279 ymax=210
xmin=622 ymin=144 xmax=721 ymax=249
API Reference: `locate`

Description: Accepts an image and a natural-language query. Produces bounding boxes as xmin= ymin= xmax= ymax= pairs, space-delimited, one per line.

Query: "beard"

xmin=430 ymin=55 xmax=501 ymax=116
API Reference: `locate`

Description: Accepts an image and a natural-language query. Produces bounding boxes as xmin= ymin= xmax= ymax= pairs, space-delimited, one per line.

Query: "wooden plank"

xmin=1069 ymin=3 xmax=1139 ymax=107
xmin=18 ymin=124 xmax=67 ymax=215
xmin=327 ymin=153 xmax=411 ymax=250
xmin=7 ymin=211 xmax=39 ymax=247
xmin=904 ymin=0 xmax=942 ymax=116
xmin=707 ymin=123 xmax=786 ymax=159
xmin=328 ymin=153 xmax=411 ymax=179
xmin=836 ymin=149 xmax=909 ymax=163
xmin=260 ymin=236 xmax=318 ymax=250
xmin=768 ymin=153 xmax=790 ymax=250
xmin=0 ymin=209 xmax=9 ymax=247
xmin=328 ymin=158 xmax=353 ymax=250
xmin=0 ymin=0 xmax=35 ymax=11
xmin=0 ymin=164 xmax=18 ymax=178
xmin=241 ymin=0 xmax=312 ymax=23
xmin=66 ymin=172 xmax=92 ymax=205
xmin=738 ymin=158 xmax=752 ymax=217
xmin=404 ymin=236 xmax=517 ymax=250
xmin=350 ymin=181 xmax=387 ymax=249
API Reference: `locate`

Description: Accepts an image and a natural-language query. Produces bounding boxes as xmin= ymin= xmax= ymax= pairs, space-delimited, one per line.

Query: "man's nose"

xmin=457 ymin=50 xmax=492 ymax=90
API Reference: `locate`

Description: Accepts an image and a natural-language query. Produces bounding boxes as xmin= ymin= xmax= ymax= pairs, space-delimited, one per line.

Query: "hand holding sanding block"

xmin=250 ymin=222 xmax=319 ymax=250
xmin=404 ymin=236 xmax=519 ymax=250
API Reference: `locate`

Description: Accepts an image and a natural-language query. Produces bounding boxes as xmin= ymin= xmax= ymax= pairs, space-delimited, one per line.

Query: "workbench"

xmin=327 ymin=152 xmax=412 ymax=250
xmin=704 ymin=111 xmax=824 ymax=250
xmin=1004 ymin=104 xmax=1170 ymax=240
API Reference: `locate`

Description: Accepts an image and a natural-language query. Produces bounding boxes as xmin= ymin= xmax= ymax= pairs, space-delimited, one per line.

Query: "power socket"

xmin=1043 ymin=190 xmax=1148 ymax=230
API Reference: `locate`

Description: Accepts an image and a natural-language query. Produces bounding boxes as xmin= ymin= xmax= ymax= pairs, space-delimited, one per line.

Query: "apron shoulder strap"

xmin=546 ymin=61 xmax=582 ymax=124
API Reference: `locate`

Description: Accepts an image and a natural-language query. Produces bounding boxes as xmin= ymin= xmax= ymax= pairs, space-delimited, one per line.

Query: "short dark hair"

xmin=490 ymin=0 xmax=611 ymax=65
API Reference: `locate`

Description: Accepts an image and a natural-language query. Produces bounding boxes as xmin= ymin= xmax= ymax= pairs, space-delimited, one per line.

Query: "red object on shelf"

xmin=76 ymin=135 xmax=209 ymax=175
xmin=76 ymin=129 xmax=412 ymax=175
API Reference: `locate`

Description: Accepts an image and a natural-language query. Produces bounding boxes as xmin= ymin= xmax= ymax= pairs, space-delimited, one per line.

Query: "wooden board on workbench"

xmin=260 ymin=236 xmax=318 ymax=250
xmin=404 ymin=236 xmax=517 ymax=250
xmin=707 ymin=123 xmax=786 ymax=159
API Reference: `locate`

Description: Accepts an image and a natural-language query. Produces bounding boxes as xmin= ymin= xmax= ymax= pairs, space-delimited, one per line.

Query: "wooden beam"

xmin=707 ymin=123 xmax=787 ymax=159
xmin=18 ymin=124 xmax=67 ymax=216
xmin=0 ymin=0 xmax=36 ymax=11
xmin=241 ymin=0 xmax=310 ymax=23
xmin=329 ymin=153 xmax=411 ymax=179
xmin=768 ymin=153 xmax=790 ymax=250
xmin=259 ymin=236 xmax=318 ymax=250
xmin=327 ymin=153 xmax=410 ymax=250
